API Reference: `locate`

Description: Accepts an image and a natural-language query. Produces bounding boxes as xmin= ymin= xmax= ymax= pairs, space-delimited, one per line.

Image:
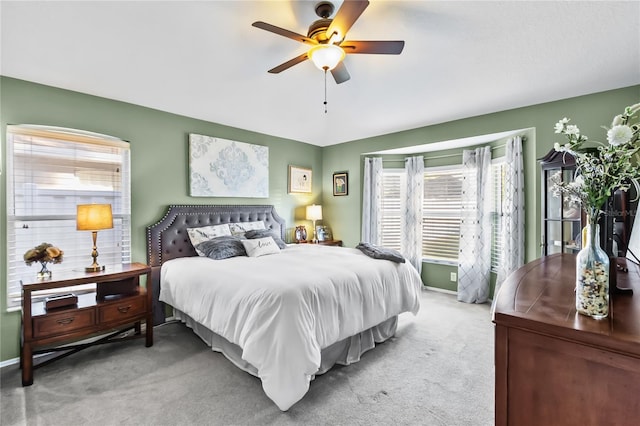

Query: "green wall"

xmin=0 ymin=76 xmax=322 ymax=362
xmin=1 ymin=76 xmax=638 ymax=362
xmin=320 ymin=86 xmax=639 ymax=291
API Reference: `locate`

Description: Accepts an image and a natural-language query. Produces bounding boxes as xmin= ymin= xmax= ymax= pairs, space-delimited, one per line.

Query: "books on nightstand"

xmin=44 ymin=293 xmax=78 ymax=310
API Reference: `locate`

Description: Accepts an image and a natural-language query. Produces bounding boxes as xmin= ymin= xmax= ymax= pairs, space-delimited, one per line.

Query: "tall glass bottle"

xmin=575 ymin=219 xmax=609 ymax=319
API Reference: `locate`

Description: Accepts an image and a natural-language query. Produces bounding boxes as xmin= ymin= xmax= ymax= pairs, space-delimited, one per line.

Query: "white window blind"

xmin=380 ymin=156 xmax=505 ymax=270
xmin=422 ymin=165 xmax=464 ymax=263
xmin=6 ymin=125 xmax=131 ymax=310
xmin=380 ymin=170 xmax=405 ymax=251
xmin=491 ymin=160 xmax=506 ymax=273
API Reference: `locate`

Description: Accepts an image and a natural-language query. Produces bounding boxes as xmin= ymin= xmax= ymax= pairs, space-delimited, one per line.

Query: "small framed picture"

xmin=316 ymin=226 xmax=332 ymax=242
xmin=289 ymin=165 xmax=312 ymax=193
xmin=333 ymin=171 xmax=348 ymax=196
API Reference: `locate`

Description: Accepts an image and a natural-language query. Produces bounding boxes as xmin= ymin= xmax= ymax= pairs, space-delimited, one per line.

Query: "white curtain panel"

xmin=494 ymin=136 xmax=525 ymax=305
xmin=361 ymin=157 xmax=383 ymax=244
xmin=404 ymin=156 xmax=424 ymax=273
xmin=457 ymin=146 xmax=492 ymax=303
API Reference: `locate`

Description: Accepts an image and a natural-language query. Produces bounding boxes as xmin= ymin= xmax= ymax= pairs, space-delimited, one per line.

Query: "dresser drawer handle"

xmin=117 ymin=305 xmax=132 ymax=313
xmin=57 ymin=317 xmax=74 ymax=325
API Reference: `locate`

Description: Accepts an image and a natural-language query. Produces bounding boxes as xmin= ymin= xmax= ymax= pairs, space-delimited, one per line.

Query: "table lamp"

xmin=77 ymin=204 xmax=113 ymax=272
xmin=306 ymin=204 xmax=323 ymax=243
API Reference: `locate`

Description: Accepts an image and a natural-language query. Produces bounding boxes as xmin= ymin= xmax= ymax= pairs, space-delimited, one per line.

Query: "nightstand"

xmin=20 ymin=262 xmax=152 ymax=386
xmin=307 ymin=240 xmax=342 ymax=247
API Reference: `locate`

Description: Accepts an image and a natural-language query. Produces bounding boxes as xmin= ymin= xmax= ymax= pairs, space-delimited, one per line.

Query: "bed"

xmin=146 ymin=204 xmax=422 ymax=410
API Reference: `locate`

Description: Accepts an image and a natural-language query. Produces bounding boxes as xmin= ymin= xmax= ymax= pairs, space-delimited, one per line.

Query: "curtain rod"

xmin=381 ymin=143 xmax=507 ymax=162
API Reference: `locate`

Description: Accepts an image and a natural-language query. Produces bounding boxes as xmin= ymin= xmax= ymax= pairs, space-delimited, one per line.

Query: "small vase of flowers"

xmin=23 ymin=242 xmax=64 ymax=279
xmin=553 ymin=103 xmax=640 ymax=319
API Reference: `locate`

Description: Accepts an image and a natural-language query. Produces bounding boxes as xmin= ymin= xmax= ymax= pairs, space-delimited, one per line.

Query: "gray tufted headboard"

xmin=146 ymin=204 xmax=286 ymax=324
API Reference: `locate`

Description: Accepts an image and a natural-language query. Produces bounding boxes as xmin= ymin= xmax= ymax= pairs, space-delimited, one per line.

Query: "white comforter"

xmin=160 ymin=244 xmax=422 ymax=410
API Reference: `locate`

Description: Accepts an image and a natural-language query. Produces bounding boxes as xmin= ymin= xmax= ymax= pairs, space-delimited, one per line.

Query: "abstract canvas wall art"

xmin=189 ymin=134 xmax=269 ymax=197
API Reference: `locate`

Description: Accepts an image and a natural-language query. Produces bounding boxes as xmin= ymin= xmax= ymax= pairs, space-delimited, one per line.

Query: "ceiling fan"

xmin=252 ymin=0 xmax=405 ymax=85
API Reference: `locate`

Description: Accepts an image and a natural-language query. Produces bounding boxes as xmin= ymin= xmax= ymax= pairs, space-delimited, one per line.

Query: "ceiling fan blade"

xmin=267 ymin=52 xmax=309 ymax=74
xmin=331 ymin=62 xmax=351 ymax=84
xmin=341 ymin=40 xmax=405 ymax=54
xmin=325 ymin=0 xmax=369 ymax=42
xmin=252 ymin=21 xmax=318 ymax=45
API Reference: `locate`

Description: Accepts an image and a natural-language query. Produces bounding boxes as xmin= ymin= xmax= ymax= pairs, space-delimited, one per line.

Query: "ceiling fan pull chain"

xmin=324 ymin=68 xmax=328 ymax=113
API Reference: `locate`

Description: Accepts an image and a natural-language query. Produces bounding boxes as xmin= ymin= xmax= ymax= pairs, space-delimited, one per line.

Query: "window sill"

xmin=422 ymin=258 xmax=457 ymax=266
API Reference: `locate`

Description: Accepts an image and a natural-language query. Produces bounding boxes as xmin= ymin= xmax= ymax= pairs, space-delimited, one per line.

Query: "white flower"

xmin=607 ymin=125 xmax=633 ymax=146
xmin=554 ymin=142 xmax=573 ymax=153
xmin=565 ymin=125 xmax=580 ymax=136
xmin=553 ymin=104 xmax=640 ymax=222
xmin=554 ymin=118 xmax=569 ymax=133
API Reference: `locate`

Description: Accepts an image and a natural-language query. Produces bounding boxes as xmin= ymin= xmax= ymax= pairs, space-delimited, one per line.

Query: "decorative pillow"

xmin=187 ymin=224 xmax=233 ymax=256
xmin=229 ymin=221 xmax=266 ymax=237
xmin=244 ymin=229 xmax=287 ymax=249
xmin=356 ymin=242 xmax=406 ymax=263
xmin=196 ymin=236 xmax=247 ymax=260
xmin=241 ymin=237 xmax=281 ymax=258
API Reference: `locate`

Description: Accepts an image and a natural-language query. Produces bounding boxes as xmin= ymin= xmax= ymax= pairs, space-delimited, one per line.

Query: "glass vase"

xmin=37 ymin=262 xmax=52 ymax=279
xmin=575 ymin=221 xmax=609 ymax=319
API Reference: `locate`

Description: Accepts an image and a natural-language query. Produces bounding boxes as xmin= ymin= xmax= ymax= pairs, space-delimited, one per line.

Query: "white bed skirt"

xmin=174 ymin=309 xmax=398 ymax=379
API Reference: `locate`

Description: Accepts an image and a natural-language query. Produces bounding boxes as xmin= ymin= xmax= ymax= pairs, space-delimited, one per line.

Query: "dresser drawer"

xmin=98 ymin=297 xmax=146 ymax=323
xmin=33 ymin=309 xmax=95 ymax=338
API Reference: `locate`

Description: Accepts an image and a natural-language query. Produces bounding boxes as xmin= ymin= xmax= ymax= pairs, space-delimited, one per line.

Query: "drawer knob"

xmin=117 ymin=305 xmax=132 ymax=313
xmin=57 ymin=317 xmax=74 ymax=325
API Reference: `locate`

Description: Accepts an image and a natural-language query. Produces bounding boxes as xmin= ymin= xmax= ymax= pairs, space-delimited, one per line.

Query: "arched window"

xmin=5 ymin=125 xmax=131 ymax=309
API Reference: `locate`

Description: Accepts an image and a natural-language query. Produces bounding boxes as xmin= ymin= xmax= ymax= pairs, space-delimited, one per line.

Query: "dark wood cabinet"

xmin=20 ymin=262 xmax=153 ymax=386
xmin=540 ymin=149 xmax=638 ymax=259
xmin=493 ymin=254 xmax=640 ymax=426
xmin=540 ymin=149 xmax=584 ymax=256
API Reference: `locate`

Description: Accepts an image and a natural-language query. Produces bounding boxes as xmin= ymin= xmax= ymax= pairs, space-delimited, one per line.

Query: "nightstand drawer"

xmin=98 ymin=297 xmax=146 ymax=323
xmin=33 ymin=309 xmax=95 ymax=338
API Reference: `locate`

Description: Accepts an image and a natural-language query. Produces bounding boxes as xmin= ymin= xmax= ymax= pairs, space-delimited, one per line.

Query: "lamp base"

xmin=85 ymin=265 xmax=106 ymax=273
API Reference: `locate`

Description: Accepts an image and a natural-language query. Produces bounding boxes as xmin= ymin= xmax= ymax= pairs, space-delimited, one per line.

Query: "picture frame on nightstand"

xmin=316 ymin=226 xmax=332 ymax=242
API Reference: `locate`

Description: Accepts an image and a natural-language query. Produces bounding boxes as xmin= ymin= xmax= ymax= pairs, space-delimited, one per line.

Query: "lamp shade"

xmin=306 ymin=204 xmax=323 ymax=221
xmin=76 ymin=204 xmax=113 ymax=231
xmin=308 ymin=44 xmax=345 ymax=71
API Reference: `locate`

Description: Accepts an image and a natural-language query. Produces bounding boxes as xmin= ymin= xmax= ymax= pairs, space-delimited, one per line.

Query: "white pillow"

xmin=229 ymin=220 xmax=266 ymax=237
xmin=187 ymin=224 xmax=232 ymax=255
xmin=241 ymin=236 xmax=281 ymax=257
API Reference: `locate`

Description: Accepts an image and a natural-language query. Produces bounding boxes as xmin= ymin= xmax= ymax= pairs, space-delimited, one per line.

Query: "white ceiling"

xmin=1 ymin=1 xmax=639 ymax=147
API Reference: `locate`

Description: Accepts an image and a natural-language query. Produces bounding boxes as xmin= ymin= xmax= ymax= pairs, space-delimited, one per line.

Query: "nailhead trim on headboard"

xmin=145 ymin=205 xmax=287 ymax=324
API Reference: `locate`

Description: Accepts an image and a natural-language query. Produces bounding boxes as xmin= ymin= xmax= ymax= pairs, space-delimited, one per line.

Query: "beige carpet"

xmin=1 ymin=289 xmax=494 ymax=425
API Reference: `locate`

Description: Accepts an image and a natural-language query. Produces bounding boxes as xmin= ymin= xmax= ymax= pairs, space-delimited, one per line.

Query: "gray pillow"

xmin=244 ymin=229 xmax=287 ymax=249
xmin=356 ymin=242 xmax=406 ymax=263
xmin=196 ymin=236 xmax=247 ymax=260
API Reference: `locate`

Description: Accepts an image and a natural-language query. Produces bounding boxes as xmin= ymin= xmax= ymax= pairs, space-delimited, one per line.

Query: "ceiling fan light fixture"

xmin=308 ymin=44 xmax=345 ymax=71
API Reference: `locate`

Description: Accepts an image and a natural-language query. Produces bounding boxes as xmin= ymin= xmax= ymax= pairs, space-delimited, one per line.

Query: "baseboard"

xmin=422 ymin=285 xmax=457 ymax=295
xmin=0 ymin=357 xmax=19 ymax=369
xmin=422 ymin=285 xmax=494 ymax=305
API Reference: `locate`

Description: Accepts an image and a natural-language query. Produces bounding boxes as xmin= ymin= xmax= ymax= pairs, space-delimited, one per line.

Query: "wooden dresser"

xmin=493 ymin=254 xmax=640 ymax=426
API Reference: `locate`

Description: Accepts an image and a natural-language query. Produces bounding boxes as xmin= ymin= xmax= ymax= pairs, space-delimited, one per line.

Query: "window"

xmin=422 ymin=165 xmax=464 ymax=263
xmin=380 ymin=170 xmax=405 ymax=251
xmin=380 ymin=157 xmax=506 ymax=269
xmin=491 ymin=160 xmax=506 ymax=273
xmin=6 ymin=125 xmax=131 ymax=310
